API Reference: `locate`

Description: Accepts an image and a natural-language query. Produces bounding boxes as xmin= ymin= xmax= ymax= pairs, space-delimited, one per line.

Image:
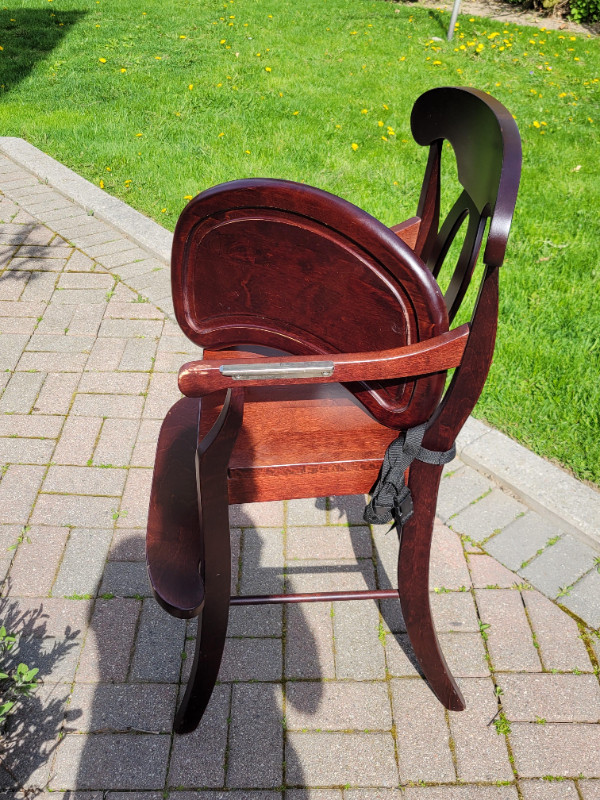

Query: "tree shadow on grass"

xmin=0 ymin=8 xmax=87 ymax=94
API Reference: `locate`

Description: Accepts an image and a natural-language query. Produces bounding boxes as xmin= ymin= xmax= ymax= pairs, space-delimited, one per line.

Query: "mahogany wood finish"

xmin=146 ymin=86 xmax=521 ymax=733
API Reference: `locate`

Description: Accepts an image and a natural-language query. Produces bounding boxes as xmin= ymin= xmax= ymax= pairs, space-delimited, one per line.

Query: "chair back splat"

xmin=146 ymin=86 xmax=522 ymax=734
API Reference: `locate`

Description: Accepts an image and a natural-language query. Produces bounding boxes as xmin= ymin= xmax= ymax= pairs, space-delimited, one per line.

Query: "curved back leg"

xmin=397 ymin=459 xmax=465 ymax=711
xmin=175 ymin=388 xmax=244 ymax=734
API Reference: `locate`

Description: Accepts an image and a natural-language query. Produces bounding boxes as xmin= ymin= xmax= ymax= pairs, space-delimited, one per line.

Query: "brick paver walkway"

xmin=0 ymin=151 xmax=599 ymax=799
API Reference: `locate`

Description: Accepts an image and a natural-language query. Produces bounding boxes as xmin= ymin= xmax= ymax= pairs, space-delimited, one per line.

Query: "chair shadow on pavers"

xmin=0 ymin=595 xmax=81 ymax=792
xmin=0 ymin=9 xmax=87 ymax=93
xmin=54 ymin=531 xmax=316 ymax=795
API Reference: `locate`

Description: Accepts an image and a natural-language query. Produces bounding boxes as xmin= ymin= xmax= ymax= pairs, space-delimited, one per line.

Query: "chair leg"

xmin=397 ymin=458 xmax=465 ymax=711
xmin=174 ymin=389 xmax=244 ymax=734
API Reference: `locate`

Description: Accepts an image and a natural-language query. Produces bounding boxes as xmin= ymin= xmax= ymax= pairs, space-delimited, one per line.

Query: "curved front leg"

xmin=397 ymin=458 xmax=465 ymax=711
xmin=175 ymin=388 xmax=244 ymax=734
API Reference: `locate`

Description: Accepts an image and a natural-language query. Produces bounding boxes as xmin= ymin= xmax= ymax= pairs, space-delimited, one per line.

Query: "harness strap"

xmin=363 ymin=423 xmax=456 ymax=530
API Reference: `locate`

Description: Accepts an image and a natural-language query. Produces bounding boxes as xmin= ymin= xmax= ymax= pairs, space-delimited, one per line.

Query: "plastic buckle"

xmin=393 ymin=492 xmax=414 ymax=528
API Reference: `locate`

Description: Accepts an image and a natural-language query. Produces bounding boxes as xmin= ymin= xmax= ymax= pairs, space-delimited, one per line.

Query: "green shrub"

xmin=568 ymin=0 xmax=600 ymax=21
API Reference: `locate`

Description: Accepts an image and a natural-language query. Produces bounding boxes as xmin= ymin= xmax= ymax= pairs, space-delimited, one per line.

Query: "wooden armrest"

xmin=178 ymin=324 xmax=469 ymax=398
xmin=390 ymin=216 xmax=421 ymax=250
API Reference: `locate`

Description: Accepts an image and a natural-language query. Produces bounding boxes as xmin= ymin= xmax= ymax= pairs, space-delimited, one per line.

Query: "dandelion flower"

xmin=265 ymin=66 xmax=271 ymax=72
xmin=188 ymin=84 xmax=194 ymax=90
xmin=99 ymin=57 xmax=107 ymax=63
xmin=184 ymin=195 xmax=193 ymax=200
xmin=120 ymin=68 xmax=126 ymax=73
xmin=351 ymin=142 xmax=359 ymax=151
xmin=99 ymin=180 xmax=105 ymax=188
xmin=533 ymin=120 xmax=540 ymax=127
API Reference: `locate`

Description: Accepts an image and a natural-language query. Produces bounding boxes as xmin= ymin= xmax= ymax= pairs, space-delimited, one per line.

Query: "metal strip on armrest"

xmin=220 ymin=361 xmax=334 ymax=381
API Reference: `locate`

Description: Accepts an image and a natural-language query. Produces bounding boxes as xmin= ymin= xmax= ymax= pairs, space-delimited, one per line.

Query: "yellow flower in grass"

xmin=99 ymin=180 xmax=105 ymax=188
xmin=533 ymin=120 xmax=540 ymax=128
xmin=265 ymin=66 xmax=271 ymax=72
xmin=184 ymin=195 xmax=193 ymax=200
xmin=99 ymin=57 xmax=107 ymax=63
xmin=351 ymin=143 xmax=359 ymax=151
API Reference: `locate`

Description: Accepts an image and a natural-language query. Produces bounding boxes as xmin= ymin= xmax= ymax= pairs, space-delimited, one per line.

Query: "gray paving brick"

xmin=9 ymin=256 xmax=67 ymax=272
xmin=115 ymin=468 xmax=152 ymax=528
xmin=71 ymin=393 xmax=144 ymax=418
xmin=52 ymin=528 xmax=113 ymax=597
xmin=0 ymin=371 xmax=45 ymax=413
xmin=11 ymin=597 xmax=90 ymax=682
xmin=68 ymin=303 xmax=106 ymax=336
xmin=0 ymin=436 xmax=55 ymax=464
xmin=520 ymin=534 xmax=599 ymax=599
xmin=328 ymin=493 xmax=369 ymax=525
xmin=581 ymin=782 xmax=600 ymax=800
xmin=43 ymin=465 xmax=126 ymax=496
xmin=27 ymin=333 xmax=94 ymax=354
xmin=100 ymin=561 xmax=151 ymax=597
xmin=0 ymin=273 xmax=27 ymax=301
xmin=431 ymin=590 xmax=480 ymax=632
xmin=0 ymin=311 xmax=36 ymax=332
xmin=130 ymin=598 xmax=186 ymax=682
xmin=168 ymin=685 xmax=230 ymax=788
xmin=519 ymin=780 xmax=579 ymax=800
xmin=286 ymin=558 xmax=376 ymax=594
xmin=510 ymin=723 xmax=600 ymax=777
xmin=522 ymin=589 xmax=593 ymax=671
xmin=50 ymin=733 xmax=170 ymax=790
xmin=0 ymin=414 xmax=63 ymax=438
xmin=230 ymin=500 xmax=285 ymax=527
xmin=385 ymin=631 xmax=489 ymax=678
xmin=93 ymin=417 xmax=140 ymax=466
xmin=333 ymin=599 xmax=386 ymax=679
xmin=97 ymin=247 xmax=148 ymax=269
xmin=85 ymin=238 xmax=140 ymax=258
xmin=404 ymin=789 xmax=518 ymax=800
xmin=105 ymin=300 xmax=164 ymax=320
xmin=78 ymin=371 xmax=149 ymax=395
xmin=85 ymin=337 xmax=127 ymax=371
xmin=77 ymin=598 xmax=141 ymax=682
xmin=389 ymin=677 xmax=454 ymax=782
xmin=450 ymin=489 xmax=526 ymax=543
xmin=286 ymin=681 xmax=392 ymax=731
xmin=130 ymin=418 xmax=161 ymax=466
xmin=21 ymin=272 xmax=58 ymax=303
xmin=429 ymin=522 xmax=471 ymax=590
xmin=240 ymin=527 xmax=284 ymax=595
xmin=498 ymin=673 xmax=600 ymax=722
xmin=0 ymin=681 xmax=71 ymax=790
xmin=0 ymin=464 xmax=45 ymax=523
xmin=560 ymin=568 xmax=600 ymax=629
xmin=288 ymin=792 xmax=342 ymax=800
xmin=285 ymin=602 xmax=335 ymax=679
xmin=34 ymin=372 xmax=79 ymax=415
xmin=218 ymin=637 xmax=282 ymax=681
xmin=228 ymin=683 xmax=283 ymax=788
xmin=52 ymin=288 xmax=108 ymax=304
xmin=227 ymin=604 xmax=283 ymax=637
xmin=52 ymin=416 xmax=102 ymax=465
xmin=8 ymin=525 xmax=69 ymax=596
xmin=0 ymin=300 xmax=46 ymax=317
xmin=69 ymin=683 xmax=176 ymax=732
xmin=450 ymin=677 xmax=514 ymax=782
xmin=469 ymin=554 xmax=522 ymax=588
xmin=99 ymin=318 xmax=163 ymax=339
xmin=118 ymin=337 xmax=158 ymax=371
xmin=436 ymin=465 xmax=494 ymax=522
xmin=287 ymin=497 xmax=328 ymax=526
xmin=17 ymin=351 xmax=88 ymax=372
xmin=65 ymin=250 xmax=98 ymax=272
xmin=475 ymin=589 xmax=541 ymax=672
xmin=287 ymin=525 xmax=372 ymax=561
xmin=34 ymin=303 xmax=74 ymax=334
xmin=286 ymin=732 xmax=398 ymax=788
xmin=173 ymin=794 xmax=280 ymax=800
xmin=143 ymin=373 xmax=180 ymax=419
xmin=108 ymin=529 xmax=146 ymax=562
xmin=485 ymin=512 xmax=565 ymax=572
xmin=31 ymin=494 xmax=117 ymax=528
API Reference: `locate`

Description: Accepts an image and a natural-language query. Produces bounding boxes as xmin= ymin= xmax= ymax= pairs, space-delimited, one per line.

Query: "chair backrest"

xmin=171 ymin=86 xmax=521 ymax=429
xmin=411 ymin=86 xmax=521 ymax=322
xmin=171 ymin=180 xmax=448 ymax=429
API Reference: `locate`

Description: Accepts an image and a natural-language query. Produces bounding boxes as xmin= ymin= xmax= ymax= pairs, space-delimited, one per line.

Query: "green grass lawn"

xmin=1 ymin=0 xmax=599 ymax=483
